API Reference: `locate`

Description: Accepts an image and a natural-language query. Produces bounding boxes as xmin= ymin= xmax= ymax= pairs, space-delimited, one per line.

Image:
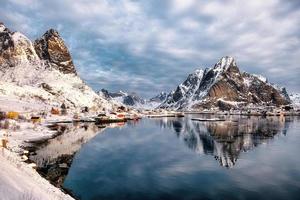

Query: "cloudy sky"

xmin=1 ymin=0 xmax=299 ymax=97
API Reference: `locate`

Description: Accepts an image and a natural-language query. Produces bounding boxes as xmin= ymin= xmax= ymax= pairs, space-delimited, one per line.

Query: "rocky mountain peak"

xmin=213 ymin=56 xmax=239 ymax=74
xmin=34 ymin=29 xmax=76 ymax=74
xmin=161 ymin=56 xmax=290 ymax=110
xmin=0 ymin=22 xmax=9 ymax=32
xmin=0 ymin=23 xmax=40 ymax=74
xmin=44 ymin=28 xmax=60 ymax=37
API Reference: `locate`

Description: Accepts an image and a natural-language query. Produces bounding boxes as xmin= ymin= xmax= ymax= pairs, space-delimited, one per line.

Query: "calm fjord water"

xmin=54 ymin=115 xmax=300 ymax=199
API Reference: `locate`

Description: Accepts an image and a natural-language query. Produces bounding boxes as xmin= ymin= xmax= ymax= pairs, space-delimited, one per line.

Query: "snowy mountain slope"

xmin=99 ymin=89 xmax=145 ymax=107
xmin=0 ymin=23 xmax=116 ymax=111
xmin=149 ymin=92 xmax=167 ymax=102
xmin=99 ymin=89 xmax=167 ymax=109
xmin=147 ymin=92 xmax=167 ymax=108
xmin=160 ymin=56 xmax=290 ymax=110
xmin=162 ymin=69 xmax=204 ymax=109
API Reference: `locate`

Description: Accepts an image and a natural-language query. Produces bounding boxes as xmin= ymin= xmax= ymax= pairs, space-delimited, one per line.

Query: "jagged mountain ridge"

xmin=99 ymin=89 xmax=146 ymax=106
xmin=0 ymin=22 xmax=115 ymax=111
xmin=161 ymin=56 xmax=290 ymax=110
xmin=99 ymin=89 xmax=167 ymax=109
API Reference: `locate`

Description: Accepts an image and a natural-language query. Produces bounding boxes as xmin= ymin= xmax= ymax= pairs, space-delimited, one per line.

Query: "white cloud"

xmin=1 ymin=0 xmax=300 ymax=95
xmin=170 ymin=0 xmax=195 ymax=14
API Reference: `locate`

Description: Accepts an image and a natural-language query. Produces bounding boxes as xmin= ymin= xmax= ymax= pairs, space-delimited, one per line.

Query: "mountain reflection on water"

xmin=29 ymin=115 xmax=300 ymax=200
xmin=29 ymin=115 xmax=291 ymax=175
xmin=154 ymin=115 xmax=289 ymax=168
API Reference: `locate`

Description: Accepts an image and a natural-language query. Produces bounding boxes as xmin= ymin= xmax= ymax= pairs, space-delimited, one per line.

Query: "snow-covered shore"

xmin=0 ymin=104 xmax=79 ymax=199
xmin=0 ymin=148 xmax=74 ymax=200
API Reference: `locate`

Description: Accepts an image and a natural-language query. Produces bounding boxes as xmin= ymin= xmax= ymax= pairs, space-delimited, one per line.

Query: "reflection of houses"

xmin=155 ymin=116 xmax=289 ymax=168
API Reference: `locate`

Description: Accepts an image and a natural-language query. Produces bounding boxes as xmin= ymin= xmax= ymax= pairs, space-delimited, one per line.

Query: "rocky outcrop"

xmin=0 ymin=23 xmax=115 ymax=110
xmin=0 ymin=22 xmax=40 ymax=70
xmin=161 ymin=56 xmax=290 ymax=110
xmin=34 ymin=29 xmax=76 ymax=74
xmin=0 ymin=24 xmax=76 ymax=75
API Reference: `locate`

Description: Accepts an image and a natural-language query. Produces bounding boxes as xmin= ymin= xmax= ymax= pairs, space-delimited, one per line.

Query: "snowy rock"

xmin=0 ymin=22 xmax=6 ymax=32
xmin=252 ymin=74 xmax=267 ymax=83
xmin=160 ymin=56 xmax=290 ymax=110
xmin=34 ymin=29 xmax=76 ymax=74
xmin=0 ymin=24 xmax=41 ymax=81
xmin=0 ymin=23 xmax=116 ymax=111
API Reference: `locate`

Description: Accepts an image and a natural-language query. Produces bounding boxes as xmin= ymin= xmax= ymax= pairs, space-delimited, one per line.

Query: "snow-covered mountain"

xmin=289 ymin=93 xmax=300 ymax=108
xmin=99 ymin=89 xmax=146 ymax=107
xmin=99 ymin=89 xmax=167 ymax=109
xmin=149 ymin=92 xmax=167 ymax=103
xmin=160 ymin=56 xmax=290 ymax=110
xmin=0 ymin=23 xmax=115 ymax=112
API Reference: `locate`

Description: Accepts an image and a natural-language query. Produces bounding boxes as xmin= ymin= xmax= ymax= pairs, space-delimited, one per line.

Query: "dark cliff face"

xmin=161 ymin=56 xmax=290 ymax=110
xmin=0 ymin=23 xmax=14 ymax=53
xmin=0 ymin=23 xmax=77 ymax=75
xmin=34 ymin=29 xmax=76 ymax=74
xmin=100 ymin=89 xmax=111 ymax=99
xmin=0 ymin=24 xmax=14 ymax=68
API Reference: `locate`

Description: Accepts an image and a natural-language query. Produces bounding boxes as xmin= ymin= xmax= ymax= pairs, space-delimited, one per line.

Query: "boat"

xmin=94 ymin=117 xmax=127 ymax=124
xmin=148 ymin=114 xmax=176 ymax=118
xmin=191 ymin=118 xmax=225 ymax=122
xmin=175 ymin=112 xmax=185 ymax=117
xmin=147 ymin=112 xmax=185 ymax=118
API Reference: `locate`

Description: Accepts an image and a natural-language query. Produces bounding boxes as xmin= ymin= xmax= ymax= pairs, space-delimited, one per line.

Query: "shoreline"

xmin=0 ymin=116 xmax=80 ymax=200
xmin=1 ymin=113 xmax=298 ymax=200
xmin=0 ymin=147 xmax=74 ymax=200
xmin=22 ymin=121 xmax=112 ymax=200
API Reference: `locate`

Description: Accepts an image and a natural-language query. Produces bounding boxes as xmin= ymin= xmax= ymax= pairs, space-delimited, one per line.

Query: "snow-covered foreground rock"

xmin=0 ymin=148 xmax=73 ymax=200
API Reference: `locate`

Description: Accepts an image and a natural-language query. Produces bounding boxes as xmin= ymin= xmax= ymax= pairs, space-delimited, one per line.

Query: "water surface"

xmin=34 ymin=115 xmax=300 ymax=200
